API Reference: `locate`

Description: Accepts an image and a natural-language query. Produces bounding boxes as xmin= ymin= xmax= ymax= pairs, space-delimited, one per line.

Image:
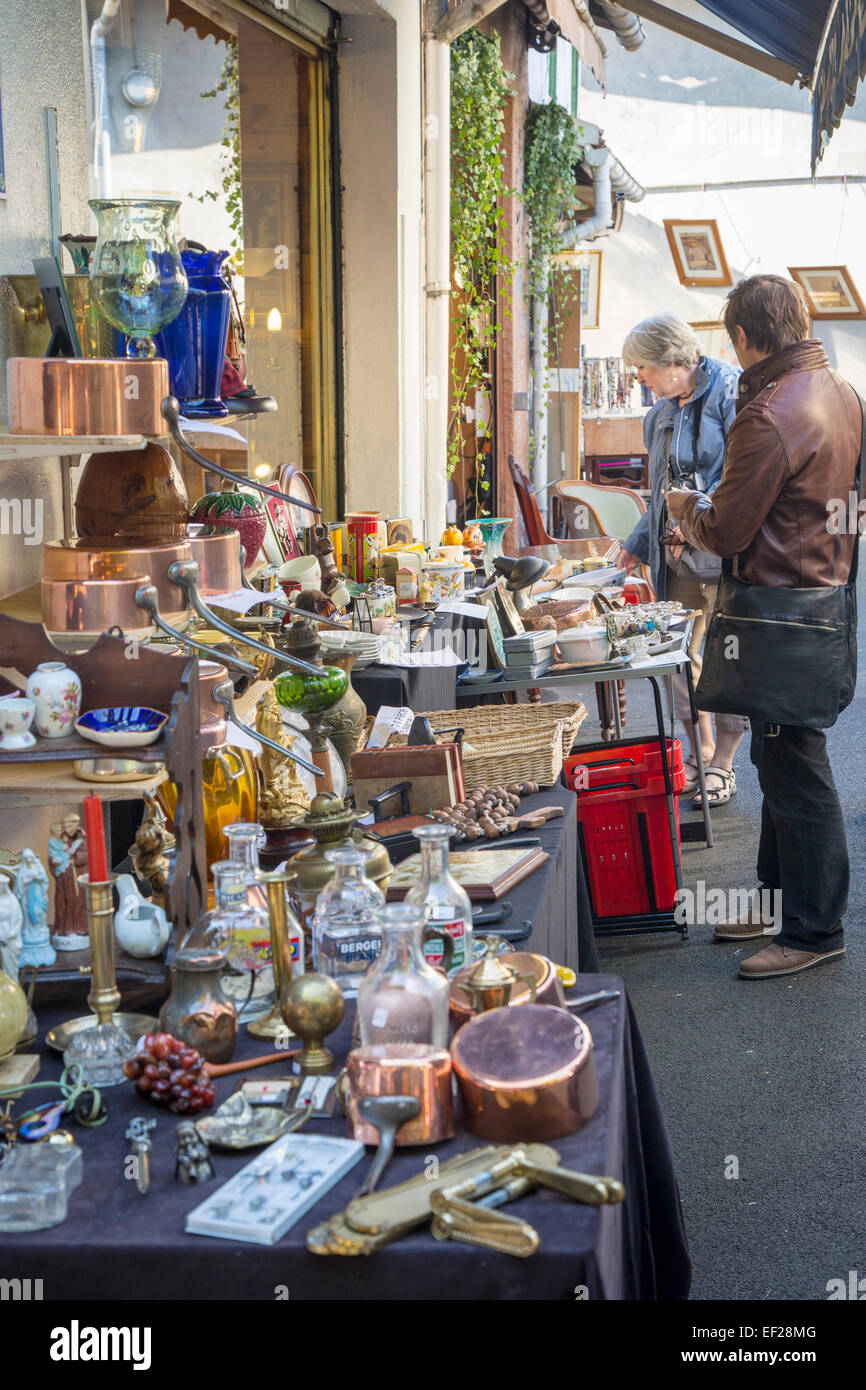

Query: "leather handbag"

xmin=695 ymin=395 xmax=865 ymax=729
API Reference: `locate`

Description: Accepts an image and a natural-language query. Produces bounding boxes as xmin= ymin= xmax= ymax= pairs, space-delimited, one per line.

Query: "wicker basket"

xmin=360 ymin=701 xmax=587 ymax=792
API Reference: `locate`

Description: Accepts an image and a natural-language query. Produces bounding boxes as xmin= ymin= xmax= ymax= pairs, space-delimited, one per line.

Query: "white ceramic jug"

xmin=113 ymin=874 xmax=170 ymax=958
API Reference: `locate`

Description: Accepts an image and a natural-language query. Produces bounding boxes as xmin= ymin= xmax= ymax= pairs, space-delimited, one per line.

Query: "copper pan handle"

xmin=162 ymin=396 xmax=321 ymax=513
xmin=168 ymin=560 xmax=320 ymax=676
xmin=212 ymin=679 xmax=322 ymax=779
xmin=134 ymin=584 xmax=258 ymax=676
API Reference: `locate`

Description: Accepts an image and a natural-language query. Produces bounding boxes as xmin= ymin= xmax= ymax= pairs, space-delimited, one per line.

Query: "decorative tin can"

xmin=346 ymin=512 xmax=380 ymax=583
xmin=419 ymin=562 xmax=465 ymax=605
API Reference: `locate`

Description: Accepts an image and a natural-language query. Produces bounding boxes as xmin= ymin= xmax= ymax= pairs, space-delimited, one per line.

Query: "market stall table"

xmin=3 ymin=979 xmax=690 ymax=1301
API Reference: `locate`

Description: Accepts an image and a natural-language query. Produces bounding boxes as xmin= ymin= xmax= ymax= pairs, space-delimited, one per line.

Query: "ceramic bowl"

xmin=0 ymin=696 xmax=37 ymax=750
xmin=74 ymin=706 xmax=169 ymax=749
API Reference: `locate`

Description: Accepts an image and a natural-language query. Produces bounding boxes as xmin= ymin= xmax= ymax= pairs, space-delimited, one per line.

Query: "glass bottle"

xmin=312 ymin=847 xmax=385 ymax=998
xmin=222 ymin=823 xmax=305 ymax=979
xmin=405 ymin=824 xmax=473 ymax=975
xmin=356 ymin=904 xmax=450 ymax=1048
xmin=186 ymin=860 xmax=273 ymax=1019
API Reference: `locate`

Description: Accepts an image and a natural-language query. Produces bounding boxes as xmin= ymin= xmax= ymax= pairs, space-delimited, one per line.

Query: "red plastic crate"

xmin=564 ymin=738 xmax=684 ymax=918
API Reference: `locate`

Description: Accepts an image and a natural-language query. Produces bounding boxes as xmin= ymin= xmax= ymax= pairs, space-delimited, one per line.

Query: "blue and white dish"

xmin=75 ymin=707 xmax=168 ymax=749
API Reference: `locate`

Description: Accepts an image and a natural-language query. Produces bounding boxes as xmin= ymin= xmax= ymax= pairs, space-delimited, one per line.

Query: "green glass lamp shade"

xmin=274 ymin=665 xmax=348 ymax=715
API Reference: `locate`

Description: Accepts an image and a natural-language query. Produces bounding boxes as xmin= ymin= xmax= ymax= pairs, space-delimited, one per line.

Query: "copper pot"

xmin=186 ymin=529 xmax=244 ymax=595
xmin=450 ymin=1004 xmax=598 ymax=1143
xmin=346 ymin=1044 xmax=454 ymax=1145
xmin=41 ymin=575 xmax=157 ymax=643
xmin=43 ymin=540 xmax=192 ymax=624
xmin=449 ymin=951 xmax=565 ymax=1030
xmin=197 ymin=660 xmax=231 ymax=750
xmin=7 ymin=357 xmax=168 ymax=436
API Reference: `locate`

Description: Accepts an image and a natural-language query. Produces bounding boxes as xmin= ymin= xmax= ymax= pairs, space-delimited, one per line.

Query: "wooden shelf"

xmin=0 ymin=758 xmax=165 ymax=808
xmin=0 ymin=426 xmax=146 ymax=461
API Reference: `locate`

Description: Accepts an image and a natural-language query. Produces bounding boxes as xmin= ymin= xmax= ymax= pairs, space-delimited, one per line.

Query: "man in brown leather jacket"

xmin=667 ymin=274 xmax=860 ymax=980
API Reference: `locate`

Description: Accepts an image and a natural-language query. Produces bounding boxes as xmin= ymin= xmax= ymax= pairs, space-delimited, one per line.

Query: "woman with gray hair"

xmin=620 ymin=312 xmax=747 ymax=807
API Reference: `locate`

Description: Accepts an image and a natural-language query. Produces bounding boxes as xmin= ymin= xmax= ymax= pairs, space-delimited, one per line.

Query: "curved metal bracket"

xmin=212 ymin=679 xmax=322 ymax=778
xmin=133 ymin=585 xmax=258 ymax=676
xmin=161 ymin=396 xmax=321 ymax=514
xmin=167 ymin=561 xmax=321 ymax=676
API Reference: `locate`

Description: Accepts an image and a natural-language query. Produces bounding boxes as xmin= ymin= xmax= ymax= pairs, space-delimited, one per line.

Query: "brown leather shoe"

xmin=738 ymin=942 xmax=845 ymax=979
xmin=714 ymin=887 xmax=779 ymax=940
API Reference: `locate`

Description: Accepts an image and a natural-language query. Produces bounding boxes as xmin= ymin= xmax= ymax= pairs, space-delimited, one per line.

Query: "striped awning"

xmin=694 ymin=1 xmax=866 ymax=171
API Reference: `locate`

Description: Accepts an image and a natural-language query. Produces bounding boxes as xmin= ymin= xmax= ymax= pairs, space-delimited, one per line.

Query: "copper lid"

xmin=451 ymin=1004 xmax=591 ymax=1089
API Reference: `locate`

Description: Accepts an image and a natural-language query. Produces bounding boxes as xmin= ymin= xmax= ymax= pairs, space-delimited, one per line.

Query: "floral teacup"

xmin=0 ymin=696 xmax=37 ymax=750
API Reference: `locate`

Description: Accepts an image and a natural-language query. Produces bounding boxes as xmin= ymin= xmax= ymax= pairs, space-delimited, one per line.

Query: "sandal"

xmin=680 ymin=755 xmax=711 ymax=797
xmin=691 ymin=765 xmax=737 ymax=809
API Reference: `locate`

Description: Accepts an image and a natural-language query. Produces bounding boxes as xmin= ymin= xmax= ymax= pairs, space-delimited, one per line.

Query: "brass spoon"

xmin=355 ymin=1095 xmax=421 ymax=1196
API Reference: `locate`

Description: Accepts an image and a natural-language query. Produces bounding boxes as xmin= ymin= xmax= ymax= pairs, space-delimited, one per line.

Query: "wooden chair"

xmin=509 ymin=457 xmax=607 ymax=549
xmin=556 ymin=479 xmax=645 ymax=543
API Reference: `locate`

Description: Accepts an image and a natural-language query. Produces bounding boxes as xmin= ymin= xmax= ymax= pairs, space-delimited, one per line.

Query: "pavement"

xmin=562 ymin=564 xmax=866 ymax=1302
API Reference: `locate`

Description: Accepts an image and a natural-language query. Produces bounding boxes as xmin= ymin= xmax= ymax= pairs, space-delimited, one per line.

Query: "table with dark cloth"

xmin=487 ymin=784 xmax=597 ymax=974
xmin=2 ymin=978 xmax=690 ymax=1300
xmin=352 ymin=661 xmax=458 ymax=718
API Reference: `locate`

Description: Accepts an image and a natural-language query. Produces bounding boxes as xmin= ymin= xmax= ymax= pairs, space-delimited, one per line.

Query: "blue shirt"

xmin=623 ymin=355 xmax=740 ymax=598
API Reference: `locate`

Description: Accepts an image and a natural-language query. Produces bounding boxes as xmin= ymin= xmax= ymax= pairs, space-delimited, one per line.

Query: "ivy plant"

xmin=448 ymin=29 xmax=515 ymax=488
xmin=189 ymin=38 xmax=243 ymax=266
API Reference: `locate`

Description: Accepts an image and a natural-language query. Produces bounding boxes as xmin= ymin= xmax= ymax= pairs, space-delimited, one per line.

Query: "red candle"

xmin=83 ymin=793 xmax=109 ymax=882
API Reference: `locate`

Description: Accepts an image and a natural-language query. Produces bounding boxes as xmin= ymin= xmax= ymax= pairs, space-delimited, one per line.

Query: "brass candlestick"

xmin=80 ymin=875 xmax=121 ymax=1025
xmin=51 ymin=875 xmax=158 ymax=1058
xmin=247 ymin=871 xmax=299 ymax=1042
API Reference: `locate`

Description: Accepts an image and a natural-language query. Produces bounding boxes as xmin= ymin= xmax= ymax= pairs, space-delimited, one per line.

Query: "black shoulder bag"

xmin=694 ymin=394 xmax=865 ymax=729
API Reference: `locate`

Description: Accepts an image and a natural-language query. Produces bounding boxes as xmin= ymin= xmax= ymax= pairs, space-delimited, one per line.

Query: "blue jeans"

xmin=751 ymin=723 xmax=847 ymax=952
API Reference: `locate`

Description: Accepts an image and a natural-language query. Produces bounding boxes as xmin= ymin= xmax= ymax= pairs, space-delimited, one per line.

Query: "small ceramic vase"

xmin=25 ymin=663 xmax=82 ymax=739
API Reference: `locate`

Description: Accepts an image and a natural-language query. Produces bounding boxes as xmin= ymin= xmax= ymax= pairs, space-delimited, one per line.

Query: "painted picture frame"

xmin=788 ymin=265 xmax=866 ymax=320
xmin=490 ymin=578 xmax=525 ymax=639
xmin=664 ymin=220 xmax=732 ymax=288
xmin=484 ymin=599 xmax=506 ymax=670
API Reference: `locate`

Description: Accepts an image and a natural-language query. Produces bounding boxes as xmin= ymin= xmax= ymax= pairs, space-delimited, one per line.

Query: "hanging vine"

xmin=523 ymin=101 xmax=586 ymax=460
xmin=189 ymin=38 xmax=243 ymax=267
xmin=448 ymin=29 xmax=515 ymax=487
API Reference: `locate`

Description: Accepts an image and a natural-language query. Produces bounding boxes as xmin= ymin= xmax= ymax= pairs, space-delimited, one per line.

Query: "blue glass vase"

xmin=153 ymin=245 xmax=231 ymax=418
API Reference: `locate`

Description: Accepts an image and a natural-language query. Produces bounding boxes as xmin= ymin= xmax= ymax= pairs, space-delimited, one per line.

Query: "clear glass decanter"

xmin=223 ymin=822 xmax=269 ymax=915
xmin=187 ymin=859 xmax=273 ymax=1018
xmin=356 ymin=904 xmax=449 ymax=1048
xmin=312 ymin=846 xmax=384 ymax=998
xmin=404 ymin=823 xmax=473 ymax=974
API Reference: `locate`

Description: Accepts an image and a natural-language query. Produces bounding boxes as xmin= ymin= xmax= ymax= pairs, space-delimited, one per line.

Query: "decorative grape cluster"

xmin=124 ymin=1033 xmax=216 ymax=1114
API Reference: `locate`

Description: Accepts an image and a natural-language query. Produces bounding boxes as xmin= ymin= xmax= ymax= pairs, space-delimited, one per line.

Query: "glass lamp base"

xmin=63 ymin=1022 xmax=135 ymax=1087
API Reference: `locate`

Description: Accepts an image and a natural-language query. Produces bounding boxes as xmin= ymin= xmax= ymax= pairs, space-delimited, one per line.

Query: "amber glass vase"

xmin=158 ymin=743 xmax=259 ymax=893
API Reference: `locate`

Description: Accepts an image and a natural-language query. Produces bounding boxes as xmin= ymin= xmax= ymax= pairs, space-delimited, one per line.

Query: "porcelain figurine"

xmin=113 ymin=873 xmax=170 ymax=958
xmin=49 ymin=814 xmax=89 ymax=951
xmin=0 ymin=876 xmax=23 ymax=980
xmin=14 ymin=848 xmax=55 ymax=968
xmin=25 ymin=662 xmax=82 ymax=739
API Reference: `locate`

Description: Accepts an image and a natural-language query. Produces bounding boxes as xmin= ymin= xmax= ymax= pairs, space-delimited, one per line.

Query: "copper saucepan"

xmin=41 ymin=576 xmax=157 ymax=647
xmin=43 ymin=539 xmax=192 ymax=625
xmin=186 ymin=529 xmax=244 ymax=596
xmin=346 ymin=1044 xmax=454 ymax=1145
xmin=450 ymin=1003 xmax=599 ymax=1143
xmin=7 ymin=357 xmax=168 ymax=436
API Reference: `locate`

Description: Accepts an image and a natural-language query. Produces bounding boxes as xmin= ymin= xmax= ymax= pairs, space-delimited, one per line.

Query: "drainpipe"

xmin=593 ymin=1 xmax=646 ymax=50
xmin=559 ymin=145 xmax=644 ymax=248
xmin=530 ymin=259 xmax=549 ymax=487
xmin=423 ymin=2 xmax=453 ymax=534
xmin=90 ymin=0 xmax=121 ymax=198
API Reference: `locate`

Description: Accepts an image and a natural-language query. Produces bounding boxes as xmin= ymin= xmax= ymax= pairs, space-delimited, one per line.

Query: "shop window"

xmin=84 ymin=0 xmax=340 ymax=519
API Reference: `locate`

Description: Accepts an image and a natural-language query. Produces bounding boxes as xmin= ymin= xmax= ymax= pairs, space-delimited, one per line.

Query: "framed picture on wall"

xmin=664 ymin=220 xmax=732 ymax=287
xmin=689 ymin=320 xmax=739 ymax=368
xmin=552 ymin=249 xmax=602 ymax=329
xmin=788 ymin=266 xmax=866 ymax=320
